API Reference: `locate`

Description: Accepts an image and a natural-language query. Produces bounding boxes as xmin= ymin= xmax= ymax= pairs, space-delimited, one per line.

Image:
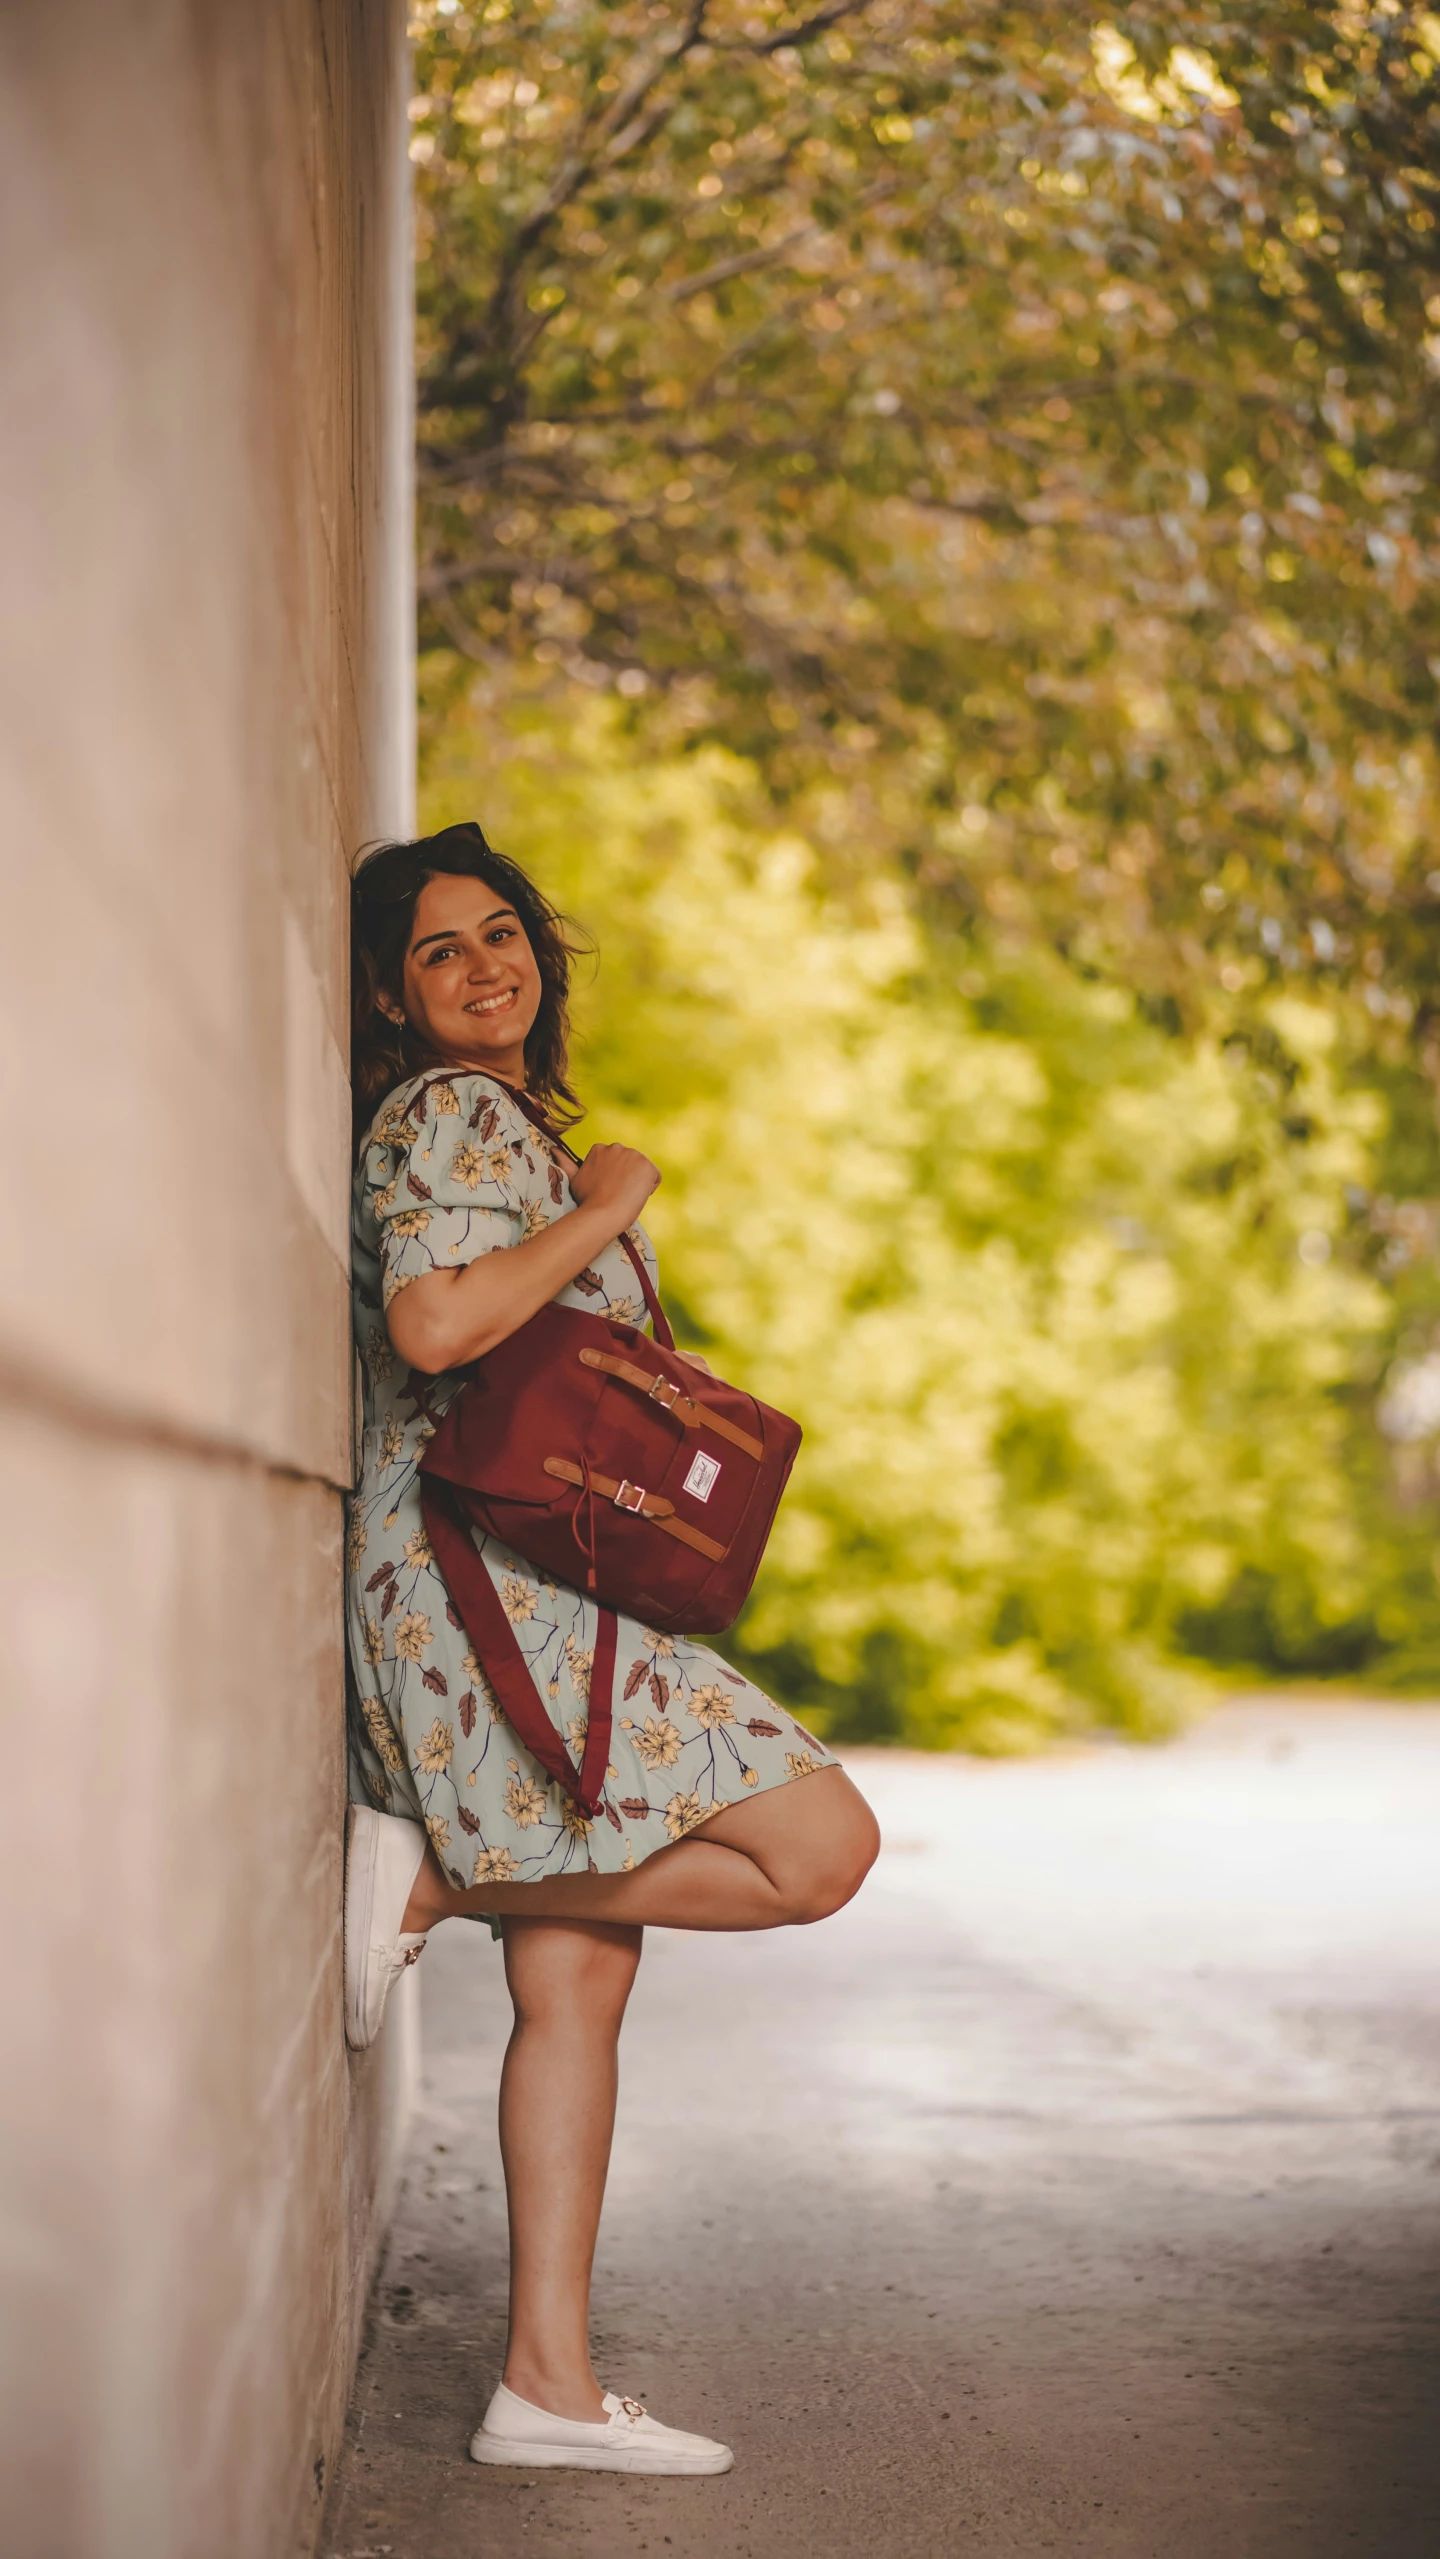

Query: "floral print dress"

xmin=345 ymin=1069 xmax=833 ymax=1890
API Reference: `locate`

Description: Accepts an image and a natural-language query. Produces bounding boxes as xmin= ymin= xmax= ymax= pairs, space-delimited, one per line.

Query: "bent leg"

xmin=694 ymin=1772 xmax=882 ymax=1920
xmin=405 ymin=1765 xmax=880 ymax=1935
xmin=499 ymin=1917 xmax=643 ymax=2420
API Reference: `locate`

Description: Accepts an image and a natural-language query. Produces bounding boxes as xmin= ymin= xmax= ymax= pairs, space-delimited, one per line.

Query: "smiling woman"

xmin=393 ymin=876 xmax=543 ymax=1055
xmin=351 ymin=825 xmax=584 ymax=1131
xmin=342 ymin=821 xmax=878 ymax=2478
xmin=349 ymin=829 xmax=657 ymax=1372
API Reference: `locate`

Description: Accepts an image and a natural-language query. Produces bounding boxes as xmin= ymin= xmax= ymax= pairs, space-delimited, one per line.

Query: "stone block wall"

xmin=0 ymin=7 xmax=415 ymax=2553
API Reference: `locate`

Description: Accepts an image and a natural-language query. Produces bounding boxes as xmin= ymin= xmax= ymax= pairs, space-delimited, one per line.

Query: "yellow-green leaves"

xmin=421 ymin=694 xmax=1431 ymax=1749
xmin=414 ymin=0 xmax=1440 ymax=1036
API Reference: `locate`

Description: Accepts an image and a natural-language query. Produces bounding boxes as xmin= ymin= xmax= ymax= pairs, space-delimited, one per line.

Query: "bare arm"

xmin=385 ymin=1142 xmax=660 ymax=1374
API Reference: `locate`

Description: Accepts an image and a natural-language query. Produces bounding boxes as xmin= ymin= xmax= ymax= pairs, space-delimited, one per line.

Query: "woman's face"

xmin=383 ymin=871 xmax=543 ymax=1079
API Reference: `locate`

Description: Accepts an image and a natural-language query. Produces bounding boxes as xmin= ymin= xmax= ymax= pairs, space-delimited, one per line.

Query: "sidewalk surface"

xmin=322 ymin=1700 xmax=1440 ymax=2557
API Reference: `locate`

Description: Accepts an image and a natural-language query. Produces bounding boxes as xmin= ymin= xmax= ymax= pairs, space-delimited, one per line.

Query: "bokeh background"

xmin=407 ymin=0 xmax=1440 ymax=1748
xmin=6 ymin=11 xmax=1438 ymax=2555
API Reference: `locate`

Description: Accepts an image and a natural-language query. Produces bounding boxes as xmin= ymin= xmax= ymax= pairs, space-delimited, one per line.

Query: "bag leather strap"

xmin=541 ymin=1456 xmax=728 ymax=1564
xmin=617 ymin=1230 xmax=673 ymax=1349
xmin=575 ymin=1346 xmax=764 ymax=1459
xmin=420 ymin=1480 xmax=616 ymax=1818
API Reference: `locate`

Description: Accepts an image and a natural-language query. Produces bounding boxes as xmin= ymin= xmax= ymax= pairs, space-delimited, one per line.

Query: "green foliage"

xmin=411 ymin=0 xmax=1440 ymax=1032
xmin=408 ymin=2 xmax=1440 ymax=1741
xmin=421 ymin=692 xmax=1440 ymax=1746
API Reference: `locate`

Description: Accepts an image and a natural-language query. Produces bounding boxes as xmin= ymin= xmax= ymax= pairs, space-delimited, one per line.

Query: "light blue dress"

xmin=345 ymin=1070 xmax=833 ymax=1886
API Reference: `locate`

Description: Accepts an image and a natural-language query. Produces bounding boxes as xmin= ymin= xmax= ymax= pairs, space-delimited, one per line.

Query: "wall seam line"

xmin=0 ymin=1356 xmax=354 ymax=1494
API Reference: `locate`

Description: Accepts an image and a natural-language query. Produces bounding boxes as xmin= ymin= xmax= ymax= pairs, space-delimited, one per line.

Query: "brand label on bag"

xmin=683 ymin=1450 xmax=721 ymax=1503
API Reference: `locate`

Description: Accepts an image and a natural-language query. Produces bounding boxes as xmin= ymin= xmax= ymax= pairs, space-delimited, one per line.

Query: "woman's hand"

xmin=568 ymin=1141 xmax=660 ymax=1235
xmin=386 ymin=1140 xmax=663 ymax=1375
xmin=675 ymin=1350 xmax=715 ymax=1377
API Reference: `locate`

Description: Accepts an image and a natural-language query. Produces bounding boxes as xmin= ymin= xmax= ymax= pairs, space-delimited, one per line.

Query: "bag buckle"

xmin=613 ymin=1479 xmax=648 ymax=1514
xmin=648 ymin=1375 xmax=682 ymax=1411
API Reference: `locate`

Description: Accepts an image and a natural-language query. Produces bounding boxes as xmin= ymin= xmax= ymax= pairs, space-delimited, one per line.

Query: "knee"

xmin=780 ymin=1799 xmax=881 ymax=1926
xmin=506 ymin=1919 xmax=643 ymax=2030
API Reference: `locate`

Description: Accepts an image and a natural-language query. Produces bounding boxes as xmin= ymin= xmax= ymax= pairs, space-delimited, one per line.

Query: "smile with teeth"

xmin=465 ymin=988 xmax=518 ymax=1015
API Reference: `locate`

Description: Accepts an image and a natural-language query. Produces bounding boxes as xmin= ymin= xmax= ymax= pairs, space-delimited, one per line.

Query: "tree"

xmin=411 ymin=0 xmax=1440 ymax=1034
xmin=420 ymin=694 xmax=1440 ymax=1744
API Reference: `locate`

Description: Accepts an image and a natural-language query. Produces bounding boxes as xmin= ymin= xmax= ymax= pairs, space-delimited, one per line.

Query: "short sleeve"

xmin=360 ymin=1075 xmax=561 ymax=1309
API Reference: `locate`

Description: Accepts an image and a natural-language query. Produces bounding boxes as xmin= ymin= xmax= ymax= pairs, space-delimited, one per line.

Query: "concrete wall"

xmin=0 ymin=8 xmax=415 ymax=2555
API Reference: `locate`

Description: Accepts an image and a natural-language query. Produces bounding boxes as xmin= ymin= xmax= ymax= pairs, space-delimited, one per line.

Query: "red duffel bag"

xmin=416 ymin=1089 xmax=801 ymax=1816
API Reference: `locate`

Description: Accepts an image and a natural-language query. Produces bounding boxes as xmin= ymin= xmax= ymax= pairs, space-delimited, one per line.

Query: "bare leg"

xmin=498 ymin=1917 xmax=642 ymax=2420
xmin=438 ymin=1781 xmax=877 ymax=2434
xmin=403 ymin=1764 xmax=879 ymax=1936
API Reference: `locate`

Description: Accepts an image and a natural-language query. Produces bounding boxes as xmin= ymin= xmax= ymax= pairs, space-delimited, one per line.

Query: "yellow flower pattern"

xmin=473 ymin=1844 xmax=518 ymax=1884
xmin=563 ymin=1632 xmax=594 ymax=1699
xmin=663 ymin=1790 xmax=710 ymax=1842
xmin=375 ymin=1101 xmax=417 ymax=1144
xmin=416 ymin=1717 xmax=453 ymax=1775
xmin=688 ymin=1684 xmax=736 ymax=1729
xmin=362 ymin=1695 xmax=407 ymax=1774
xmin=500 ymin=1574 xmax=539 ymax=1624
xmin=504 ymin=1774 xmax=548 ymax=1830
xmin=344 ymin=1067 xmax=835 ymax=1895
xmin=630 ymin=1714 xmax=683 ymax=1770
xmin=448 ymin=1139 xmax=487 ymax=1190
xmin=392 ymin=1611 xmax=431 ymax=1663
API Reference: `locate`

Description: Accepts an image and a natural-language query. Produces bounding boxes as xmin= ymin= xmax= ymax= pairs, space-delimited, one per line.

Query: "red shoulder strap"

xmin=501 ymin=1085 xmax=674 ymax=1350
xmin=617 ymin=1231 xmax=673 ymax=1349
xmin=421 ymin=1481 xmax=616 ymax=1819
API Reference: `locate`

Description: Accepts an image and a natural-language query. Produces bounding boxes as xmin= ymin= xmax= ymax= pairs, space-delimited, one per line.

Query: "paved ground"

xmin=321 ymin=1700 xmax=1440 ymax=2558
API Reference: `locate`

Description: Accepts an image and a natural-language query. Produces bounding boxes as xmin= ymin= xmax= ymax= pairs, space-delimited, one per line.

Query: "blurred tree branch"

xmin=410 ymin=0 xmax=1440 ymax=1045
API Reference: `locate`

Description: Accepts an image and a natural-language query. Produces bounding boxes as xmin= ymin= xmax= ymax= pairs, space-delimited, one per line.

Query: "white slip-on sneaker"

xmin=344 ymin=1805 xmax=429 ymax=2050
xmin=470 ymin=2382 xmax=734 ymax=2476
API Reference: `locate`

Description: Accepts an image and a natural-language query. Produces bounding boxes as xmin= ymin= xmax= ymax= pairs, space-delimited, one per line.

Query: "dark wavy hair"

xmin=350 ymin=822 xmax=586 ymax=1138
